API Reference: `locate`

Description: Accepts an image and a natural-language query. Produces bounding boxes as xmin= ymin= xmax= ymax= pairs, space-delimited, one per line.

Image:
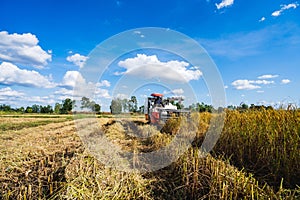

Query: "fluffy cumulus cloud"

xmin=96 ymin=80 xmax=111 ymax=87
xmin=231 ymin=79 xmax=274 ymax=90
xmin=0 ymin=31 xmax=51 ymax=68
xmin=66 ymin=53 xmax=88 ymax=68
xmin=281 ymin=79 xmax=291 ymax=84
xmin=0 ymin=87 xmax=24 ymax=98
xmin=215 ymin=0 xmax=234 ymax=9
xmin=0 ymin=86 xmax=57 ymax=106
xmin=61 ymin=71 xmax=86 ymax=89
xmin=272 ymin=3 xmax=299 ymax=17
xmin=257 ymin=74 xmax=278 ymax=79
xmin=59 ymin=70 xmax=111 ymax=99
xmin=0 ymin=62 xmax=55 ymax=88
xmin=117 ymin=54 xmax=202 ymax=83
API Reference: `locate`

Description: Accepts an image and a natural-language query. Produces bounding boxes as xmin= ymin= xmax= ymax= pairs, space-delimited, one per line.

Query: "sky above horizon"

xmin=0 ymin=0 xmax=299 ymax=111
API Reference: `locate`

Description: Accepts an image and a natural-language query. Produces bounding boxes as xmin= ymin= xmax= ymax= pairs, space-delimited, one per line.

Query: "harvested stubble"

xmin=0 ymin=112 xmax=299 ymax=199
xmin=0 ymin=119 xmax=82 ymax=199
xmin=0 ymin=117 xmax=70 ymax=132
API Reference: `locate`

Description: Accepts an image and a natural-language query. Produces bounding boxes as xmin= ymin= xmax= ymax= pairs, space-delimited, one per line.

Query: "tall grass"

xmin=213 ymin=109 xmax=300 ymax=189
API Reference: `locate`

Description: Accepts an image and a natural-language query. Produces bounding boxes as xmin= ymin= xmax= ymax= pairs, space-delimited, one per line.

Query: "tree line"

xmin=110 ymin=96 xmax=139 ymax=114
xmin=1 ymin=96 xmax=280 ymax=115
xmin=0 ymin=97 xmax=100 ymax=114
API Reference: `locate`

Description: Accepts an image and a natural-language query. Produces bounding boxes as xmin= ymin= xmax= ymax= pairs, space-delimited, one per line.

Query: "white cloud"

xmin=232 ymin=80 xmax=261 ymax=90
xmin=54 ymin=88 xmax=74 ymax=96
xmin=254 ymin=80 xmax=274 ymax=85
xmin=257 ymin=74 xmax=278 ymax=79
xmin=215 ymin=0 xmax=234 ymax=9
xmin=171 ymin=88 xmax=184 ymax=95
xmin=96 ymin=80 xmax=111 ymax=87
xmin=164 ymin=88 xmax=184 ymax=95
xmin=116 ymin=93 xmax=128 ymax=99
xmin=95 ymin=88 xmax=111 ymax=99
xmin=133 ymin=31 xmax=145 ymax=38
xmin=259 ymin=17 xmax=266 ymax=22
xmin=0 ymin=62 xmax=56 ymax=88
xmin=272 ymin=3 xmax=299 ymax=17
xmin=272 ymin=11 xmax=281 ymax=17
xmin=281 ymin=79 xmax=291 ymax=84
xmin=117 ymin=54 xmax=202 ymax=83
xmin=59 ymin=71 xmax=111 ymax=99
xmin=231 ymin=79 xmax=274 ymax=90
xmin=0 ymin=31 xmax=51 ymax=68
xmin=66 ymin=53 xmax=88 ymax=68
xmin=24 ymin=95 xmax=56 ymax=105
xmin=0 ymin=87 xmax=24 ymax=97
xmin=0 ymin=87 xmax=56 ymax=106
xmin=257 ymin=90 xmax=264 ymax=93
xmin=61 ymin=71 xmax=86 ymax=88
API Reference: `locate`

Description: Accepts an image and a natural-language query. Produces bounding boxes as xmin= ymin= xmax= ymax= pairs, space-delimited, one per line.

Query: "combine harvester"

xmin=144 ymin=93 xmax=190 ymax=124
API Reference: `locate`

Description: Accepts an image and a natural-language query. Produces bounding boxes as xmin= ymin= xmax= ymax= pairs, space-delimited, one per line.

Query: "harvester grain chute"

xmin=144 ymin=93 xmax=190 ymax=124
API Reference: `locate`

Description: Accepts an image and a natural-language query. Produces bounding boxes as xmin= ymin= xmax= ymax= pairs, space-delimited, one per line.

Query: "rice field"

xmin=0 ymin=110 xmax=299 ymax=199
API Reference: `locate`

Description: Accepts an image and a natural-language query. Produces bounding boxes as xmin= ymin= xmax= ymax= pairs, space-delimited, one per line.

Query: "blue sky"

xmin=0 ymin=0 xmax=299 ymax=111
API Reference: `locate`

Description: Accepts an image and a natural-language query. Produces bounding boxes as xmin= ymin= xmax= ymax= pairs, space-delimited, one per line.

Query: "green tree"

xmin=80 ymin=96 xmax=91 ymax=109
xmin=93 ymin=103 xmax=101 ymax=113
xmin=40 ymin=105 xmax=53 ymax=113
xmin=31 ymin=104 xmax=40 ymax=113
xmin=239 ymin=103 xmax=248 ymax=110
xmin=80 ymin=96 xmax=100 ymax=113
xmin=129 ymin=96 xmax=137 ymax=112
xmin=0 ymin=104 xmax=12 ymax=112
xmin=139 ymin=105 xmax=144 ymax=113
xmin=18 ymin=107 xmax=25 ymax=113
xmin=175 ymin=102 xmax=184 ymax=109
xmin=121 ymin=99 xmax=129 ymax=112
xmin=54 ymin=103 xmax=61 ymax=114
xmin=60 ymin=98 xmax=75 ymax=114
xmin=25 ymin=106 xmax=33 ymax=113
xmin=110 ymin=99 xmax=122 ymax=114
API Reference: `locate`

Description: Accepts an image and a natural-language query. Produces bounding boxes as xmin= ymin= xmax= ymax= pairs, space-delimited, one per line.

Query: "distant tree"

xmin=54 ymin=103 xmax=61 ymax=114
xmin=110 ymin=99 xmax=122 ymax=114
xmin=40 ymin=105 xmax=53 ymax=113
xmin=139 ymin=105 xmax=144 ymax=114
xmin=240 ymin=103 xmax=249 ymax=110
xmin=196 ymin=102 xmax=213 ymax=113
xmin=121 ymin=99 xmax=129 ymax=112
xmin=80 ymin=96 xmax=100 ymax=113
xmin=60 ymin=98 xmax=75 ymax=114
xmin=0 ymin=104 xmax=12 ymax=112
xmin=93 ymin=103 xmax=101 ymax=113
xmin=25 ymin=106 xmax=33 ymax=113
xmin=80 ymin=97 xmax=91 ymax=110
xmin=227 ymin=105 xmax=236 ymax=110
xmin=189 ymin=103 xmax=197 ymax=111
xmin=31 ymin=104 xmax=40 ymax=113
xmin=18 ymin=107 xmax=25 ymax=113
xmin=175 ymin=102 xmax=184 ymax=109
xmin=129 ymin=96 xmax=138 ymax=112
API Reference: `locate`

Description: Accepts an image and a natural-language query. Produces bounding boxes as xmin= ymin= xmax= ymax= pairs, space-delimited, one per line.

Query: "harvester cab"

xmin=144 ymin=93 xmax=190 ymax=124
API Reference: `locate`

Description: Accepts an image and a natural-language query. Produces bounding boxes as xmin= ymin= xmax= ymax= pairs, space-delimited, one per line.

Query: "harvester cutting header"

xmin=144 ymin=93 xmax=190 ymax=124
